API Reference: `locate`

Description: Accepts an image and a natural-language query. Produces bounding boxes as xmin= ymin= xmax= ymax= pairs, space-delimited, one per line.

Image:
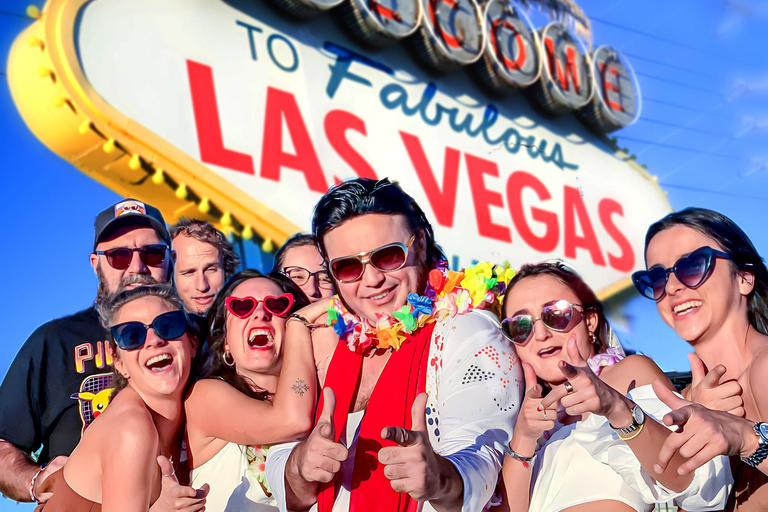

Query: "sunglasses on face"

xmin=281 ymin=267 xmax=333 ymax=289
xmin=632 ymin=246 xmax=731 ymax=301
xmin=329 ymin=235 xmax=416 ymax=283
xmin=110 ymin=310 xmax=188 ymax=350
xmin=225 ymin=294 xmax=294 ymax=318
xmin=501 ymin=299 xmax=585 ymax=345
xmin=94 ymin=244 xmax=169 ymax=270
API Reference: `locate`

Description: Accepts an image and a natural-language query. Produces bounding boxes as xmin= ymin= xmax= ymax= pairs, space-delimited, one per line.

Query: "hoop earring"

xmin=223 ymin=351 xmax=235 ymax=367
xmin=589 ymin=331 xmax=599 ymax=347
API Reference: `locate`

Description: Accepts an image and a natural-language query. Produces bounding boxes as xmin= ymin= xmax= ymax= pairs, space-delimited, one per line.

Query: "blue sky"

xmin=1 ymin=0 xmax=767 ymax=509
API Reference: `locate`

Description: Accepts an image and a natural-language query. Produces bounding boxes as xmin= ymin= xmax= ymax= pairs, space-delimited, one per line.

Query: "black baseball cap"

xmin=93 ymin=198 xmax=171 ymax=250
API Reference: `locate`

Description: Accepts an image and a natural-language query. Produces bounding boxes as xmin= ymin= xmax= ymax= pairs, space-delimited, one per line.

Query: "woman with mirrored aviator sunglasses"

xmin=496 ymin=262 xmax=731 ymax=512
xmin=639 ymin=207 xmax=768 ymax=509
xmin=184 ymin=269 xmax=320 ymax=512
xmin=35 ymin=284 xmax=203 ymax=512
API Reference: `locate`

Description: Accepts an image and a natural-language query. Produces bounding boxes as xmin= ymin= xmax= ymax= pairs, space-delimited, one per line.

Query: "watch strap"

xmin=742 ymin=422 xmax=768 ymax=468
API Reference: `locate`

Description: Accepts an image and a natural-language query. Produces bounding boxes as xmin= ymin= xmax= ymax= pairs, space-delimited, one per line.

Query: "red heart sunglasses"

xmin=225 ymin=294 xmax=294 ymax=318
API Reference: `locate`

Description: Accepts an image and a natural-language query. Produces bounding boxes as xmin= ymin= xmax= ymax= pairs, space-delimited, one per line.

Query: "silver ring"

xmin=542 ymin=409 xmax=548 ymax=420
xmin=162 ymin=470 xmax=176 ymax=478
xmin=564 ymin=381 xmax=574 ymax=394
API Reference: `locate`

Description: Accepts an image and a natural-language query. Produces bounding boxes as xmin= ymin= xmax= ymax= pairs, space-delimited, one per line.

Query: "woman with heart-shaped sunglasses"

xmin=184 ymin=269 xmax=322 ymax=511
xmin=638 ymin=207 xmax=768 ymax=510
xmin=496 ymin=261 xmax=731 ymax=512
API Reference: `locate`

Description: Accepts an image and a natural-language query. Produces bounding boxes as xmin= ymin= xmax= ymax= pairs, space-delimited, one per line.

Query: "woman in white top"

xmin=497 ymin=261 xmax=731 ymax=512
xmin=185 ymin=270 xmax=320 ymax=512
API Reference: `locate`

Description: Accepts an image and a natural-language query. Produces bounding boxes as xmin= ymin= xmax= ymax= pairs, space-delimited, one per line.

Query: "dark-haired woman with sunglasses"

xmin=184 ymin=270 xmax=318 ymax=512
xmin=497 ymin=262 xmax=731 ymax=512
xmin=637 ymin=207 xmax=768 ymax=510
xmin=36 ymin=284 xmax=204 ymax=512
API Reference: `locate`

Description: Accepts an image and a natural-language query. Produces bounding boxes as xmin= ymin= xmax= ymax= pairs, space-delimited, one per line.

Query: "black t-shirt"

xmin=0 ymin=307 xmax=113 ymax=464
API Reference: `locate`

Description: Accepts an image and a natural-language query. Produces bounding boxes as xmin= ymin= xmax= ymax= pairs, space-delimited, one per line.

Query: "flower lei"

xmin=325 ymin=260 xmax=515 ymax=354
xmin=245 ymin=444 xmax=272 ymax=497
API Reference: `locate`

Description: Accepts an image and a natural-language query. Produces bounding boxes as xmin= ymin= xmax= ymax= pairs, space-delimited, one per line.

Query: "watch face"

xmin=758 ymin=422 xmax=768 ymax=441
xmin=632 ymin=405 xmax=645 ymax=425
xmin=422 ymin=0 xmax=484 ymax=64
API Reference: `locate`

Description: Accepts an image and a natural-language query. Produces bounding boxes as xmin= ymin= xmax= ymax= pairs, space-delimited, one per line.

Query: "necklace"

xmin=325 ymin=260 xmax=515 ymax=354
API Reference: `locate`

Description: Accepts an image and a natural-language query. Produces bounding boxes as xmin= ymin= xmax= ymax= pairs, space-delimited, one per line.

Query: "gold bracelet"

xmin=618 ymin=422 xmax=645 ymax=441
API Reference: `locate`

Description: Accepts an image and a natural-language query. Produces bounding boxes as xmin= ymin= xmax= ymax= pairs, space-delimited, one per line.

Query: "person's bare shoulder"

xmin=601 ymin=354 xmax=673 ymax=395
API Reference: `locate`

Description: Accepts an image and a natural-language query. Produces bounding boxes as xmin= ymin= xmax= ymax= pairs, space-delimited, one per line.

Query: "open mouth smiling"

xmin=248 ymin=328 xmax=275 ymax=350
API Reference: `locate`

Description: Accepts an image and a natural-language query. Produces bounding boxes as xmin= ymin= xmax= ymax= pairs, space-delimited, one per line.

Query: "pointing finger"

xmin=653 ymin=379 xmax=690 ymax=412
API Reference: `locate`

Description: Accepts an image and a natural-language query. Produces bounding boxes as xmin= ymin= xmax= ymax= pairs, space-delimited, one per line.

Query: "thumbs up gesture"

xmin=687 ymin=353 xmax=745 ymax=417
xmin=150 ymin=456 xmax=209 ymax=512
xmin=540 ymin=336 xmax=632 ymax=423
xmin=293 ymin=388 xmax=349 ymax=484
xmin=379 ymin=393 xmax=459 ymax=503
xmin=652 ymin=379 xmax=757 ymax=476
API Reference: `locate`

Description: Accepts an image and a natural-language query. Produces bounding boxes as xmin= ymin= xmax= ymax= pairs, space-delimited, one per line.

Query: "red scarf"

xmin=315 ymin=323 xmax=435 ymax=512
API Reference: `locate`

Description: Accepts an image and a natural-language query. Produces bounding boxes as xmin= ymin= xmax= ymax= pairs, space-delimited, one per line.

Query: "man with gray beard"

xmin=0 ymin=199 xmax=175 ymax=504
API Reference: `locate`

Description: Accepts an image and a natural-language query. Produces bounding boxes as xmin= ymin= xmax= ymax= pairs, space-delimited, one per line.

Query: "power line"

xmin=635 ymin=71 xmax=722 ymax=96
xmin=0 ymin=10 xmax=28 ymax=19
xmin=660 ymin=183 xmax=768 ymax=202
xmin=622 ymin=51 xmax=719 ymax=80
xmin=589 ymin=16 xmax=749 ymax=65
xmin=642 ymin=97 xmax=736 ymax=119
xmin=639 ymin=116 xmax=730 ymax=137
xmin=616 ymin=135 xmax=746 ymax=160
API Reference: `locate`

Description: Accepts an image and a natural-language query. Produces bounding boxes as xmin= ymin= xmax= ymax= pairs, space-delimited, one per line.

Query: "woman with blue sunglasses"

xmin=497 ymin=262 xmax=731 ymax=512
xmin=637 ymin=207 xmax=768 ymax=510
xmin=34 ymin=284 xmax=203 ymax=512
xmin=184 ymin=269 xmax=320 ymax=512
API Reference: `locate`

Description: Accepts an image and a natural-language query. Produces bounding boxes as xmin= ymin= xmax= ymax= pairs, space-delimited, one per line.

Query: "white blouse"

xmin=529 ymin=384 xmax=733 ymax=512
xmin=191 ymin=441 xmax=277 ymax=512
xmin=266 ymin=309 xmax=524 ymax=512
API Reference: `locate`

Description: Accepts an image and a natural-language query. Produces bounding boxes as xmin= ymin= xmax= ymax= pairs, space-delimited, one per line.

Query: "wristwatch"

xmin=741 ymin=422 xmax=768 ymax=468
xmin=610 ymin=403 xmax=646 ymax=440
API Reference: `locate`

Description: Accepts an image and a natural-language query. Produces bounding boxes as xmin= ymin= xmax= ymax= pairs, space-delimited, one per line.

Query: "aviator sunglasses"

xmin=94 ymin=244 xmax=169 ymax=270
xmin=110 ymin=310 xmax=188 ymax=350
xmin=632 ymin=246 xmax=730 ymax=301
xmin=329 ymin=236 xmax=415 ymax=283
xmin=225 ymin=294 xmax=294 ymax=318
xmin=502 ymin=299 xmax=585 ymax=345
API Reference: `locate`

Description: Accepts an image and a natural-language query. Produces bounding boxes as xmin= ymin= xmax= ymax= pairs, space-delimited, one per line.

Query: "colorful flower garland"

xmin=325 ymin=261 xmax=515 ymax=354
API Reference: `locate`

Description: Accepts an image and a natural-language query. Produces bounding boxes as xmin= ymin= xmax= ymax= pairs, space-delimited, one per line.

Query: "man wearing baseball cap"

xmin=0 ymin=198 xmax=175 ymax=503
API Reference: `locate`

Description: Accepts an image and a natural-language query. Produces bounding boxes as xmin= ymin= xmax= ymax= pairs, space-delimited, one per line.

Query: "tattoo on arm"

xmin=291 ymin=379 xmax=309 ymax=396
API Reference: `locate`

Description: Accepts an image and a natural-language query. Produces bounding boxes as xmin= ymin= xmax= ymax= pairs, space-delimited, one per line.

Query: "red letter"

xmin=187 ymin=60 xmax=255 ymax=175
xmin=324 ymin=110 xmax=377 ymax=180
xmin=465 ymin=154 xmax=511 ymax=243
xmin=400 ymin=131 xmax=460 ymax=228
xmin=599 ymin=62 xmax=623 ymax=111
xmin=506 ymin=171 xmax=558 ymax=252
xmin=491 ymin=21 xmax=527 ymax=71
xmin=564 ymin=186 xmax=605 ymax=266
xmin=599 ymin=198 xmax=634 ymax=272
xmin=543 ymin=37 xmax=580 ymax=93
xmin=261 ymin=87 xmax=328 ymax=193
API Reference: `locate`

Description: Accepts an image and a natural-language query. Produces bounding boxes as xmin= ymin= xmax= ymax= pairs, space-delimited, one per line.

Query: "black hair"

xmin=206 ymin=269 xmax=311 ymax=399
xmin=311 ymin=178 xmax=446 ymax=268
xmin=645 ymin=207 xmax=768 ymax=335
xmin=503 ymin=261 xmax=610 ymax=354
xmin=273 ymin=233 xmax=318 ymax=271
